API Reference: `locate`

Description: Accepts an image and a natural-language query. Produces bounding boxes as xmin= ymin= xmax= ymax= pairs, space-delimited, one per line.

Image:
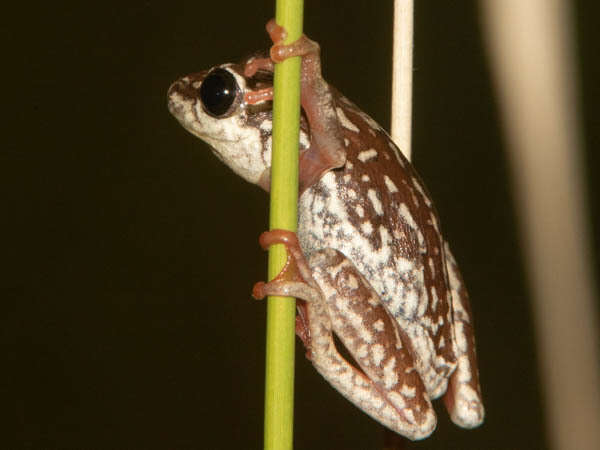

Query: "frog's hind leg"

xmin=308 ymin=248 xmax=438 ymax=440
xmin=442 ymin=243 xmax=485 ymax=428
xmin=253 ymin=229 xmax=437 ymax=440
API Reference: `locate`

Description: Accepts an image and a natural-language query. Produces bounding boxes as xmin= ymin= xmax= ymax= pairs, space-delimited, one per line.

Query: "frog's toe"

xmin=446 ymin=380 xmax=485 ymax=428
xmin=403 ymin=408 xmax=437 ymax=440
xmin=251 ymin=279 xmax=321 ymax=304
xmin=443 ymin=354 xmax=485 ymax=428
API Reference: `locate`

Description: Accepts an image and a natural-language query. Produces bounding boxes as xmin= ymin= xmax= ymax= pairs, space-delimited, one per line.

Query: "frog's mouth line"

xmin=168 ymin=97 xmax=242 ymax=146
xmin=200 ymin=133 xmax=241 ymax=145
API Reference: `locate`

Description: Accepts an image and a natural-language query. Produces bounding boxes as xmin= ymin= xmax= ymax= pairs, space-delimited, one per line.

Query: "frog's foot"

xmin=443 ymin=334 xmax=485 ymax=429
xmin=263 ymin=18 xmax=322 ymax=93
xmin=264 ymin=18 xmax=320 ymax=65
xmin=243 ymin=56 xmax=275 ymax=106
xmin=251 ymin=229 xmax=320 ymax=301
xmin=243 ymin=56 xmax=274 ymax=78
xmin=244 ymin=87 xmax=274 ymax=106
xmin=442 ymin=244 xmax=485 ymax=428
xmin=251 ymin=229 xmax=319 ymax=352
xmin=244 ymin=20 xmax=318 ymax=108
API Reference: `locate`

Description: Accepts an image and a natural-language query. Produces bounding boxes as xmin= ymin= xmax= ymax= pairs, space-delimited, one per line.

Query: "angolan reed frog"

xmin=167 ymin=19 xmax=484 ymax=440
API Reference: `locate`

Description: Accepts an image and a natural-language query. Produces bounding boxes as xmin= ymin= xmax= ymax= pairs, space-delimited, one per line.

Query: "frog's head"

xmin=169 ymin=60 xmax=302 ymax=191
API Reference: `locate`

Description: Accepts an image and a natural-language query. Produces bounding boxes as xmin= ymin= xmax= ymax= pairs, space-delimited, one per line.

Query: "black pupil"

xmin=199 ymin=68 xmax=238 ymax=117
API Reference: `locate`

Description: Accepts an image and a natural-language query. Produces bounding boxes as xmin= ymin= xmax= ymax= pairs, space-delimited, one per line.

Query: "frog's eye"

xmin=199 ymin=68 xmax=240 ymax=117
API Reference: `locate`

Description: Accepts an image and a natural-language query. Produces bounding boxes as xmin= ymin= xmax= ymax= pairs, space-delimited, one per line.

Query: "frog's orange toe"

xmin=266 ymin=18 xmax=286 ymax=44
xmin=252 ymin=281 xmax=267 ymax=299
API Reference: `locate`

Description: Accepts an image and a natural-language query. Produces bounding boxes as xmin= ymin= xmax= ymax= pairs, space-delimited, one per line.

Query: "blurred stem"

xmin=481 ymin=1 xmax=600 ymax=449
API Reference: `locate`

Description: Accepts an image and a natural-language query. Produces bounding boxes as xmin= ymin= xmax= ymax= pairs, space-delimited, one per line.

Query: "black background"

xmin=4 ymin=1 xmax=599 ymax=449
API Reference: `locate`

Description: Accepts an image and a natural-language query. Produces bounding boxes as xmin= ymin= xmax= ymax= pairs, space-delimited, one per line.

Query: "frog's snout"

xmin=168 ymin=78 xmax=191 ymax=115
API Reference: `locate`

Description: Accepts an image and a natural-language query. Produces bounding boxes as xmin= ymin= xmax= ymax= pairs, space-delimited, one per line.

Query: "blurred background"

xmin=4 ymin=1 xmax=599 ymax=449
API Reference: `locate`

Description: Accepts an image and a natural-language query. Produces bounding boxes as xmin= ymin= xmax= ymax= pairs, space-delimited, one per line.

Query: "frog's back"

xmin=298 ymin=95 xmax=458 ymax=396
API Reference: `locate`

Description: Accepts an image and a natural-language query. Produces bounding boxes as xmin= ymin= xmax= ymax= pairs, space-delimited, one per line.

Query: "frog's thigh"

xmin=442 ymin=244 xmax=485 ymax=428
xmin=307 ymin=248 xmax=437 ymax=440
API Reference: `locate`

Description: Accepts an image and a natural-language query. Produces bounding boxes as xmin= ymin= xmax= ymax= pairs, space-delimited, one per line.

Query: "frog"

xmin=167 ymin=19 xmax=484 ymax=440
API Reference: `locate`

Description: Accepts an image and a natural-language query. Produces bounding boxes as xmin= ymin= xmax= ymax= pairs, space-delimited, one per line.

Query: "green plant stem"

xmin=263 ymin=2 xmax=303 ymax=450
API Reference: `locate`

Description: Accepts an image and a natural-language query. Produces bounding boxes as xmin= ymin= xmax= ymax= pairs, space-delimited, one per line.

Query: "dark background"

xmin=4 ymin=1 xmax=599 ymax=449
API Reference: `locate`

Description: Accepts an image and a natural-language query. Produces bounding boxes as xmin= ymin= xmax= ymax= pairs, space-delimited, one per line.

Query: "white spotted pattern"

xmin=372 ymin=344 xmax=385 ymax=366
xmin=367 ymin=189 xmax=384 ymax=216
xmin=412 ymin=177 xmax=432 ymax=206
xmin=383 ymin=357 xmax=399 ymax=389
xmin=357 ymin=148 xmax=378 ymax=162
xmin=336 ymin=107 xmax=360 ymax=132
xmin=384 ymin=175 xmax=399 ymax=193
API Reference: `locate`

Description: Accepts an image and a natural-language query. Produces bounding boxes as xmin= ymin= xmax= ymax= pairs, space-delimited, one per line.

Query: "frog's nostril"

xmin=167 ymin=78 xmax=197 ymax=117
xmin=167 ymin=79 xmax=186 ymax=98
xmin=168 ymin=77 xmax=198 ymax=103
xmin=167 ymin=81 xmax=192 ymax=119
xmin=167 ymin=96 xmax=179 ymax=115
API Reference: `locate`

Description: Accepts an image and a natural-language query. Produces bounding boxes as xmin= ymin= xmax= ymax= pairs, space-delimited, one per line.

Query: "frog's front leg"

xmin=244 ymin=19 xmax=346 ymax=193
xmin=254 ymin=230 xmax=437 ymax=440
